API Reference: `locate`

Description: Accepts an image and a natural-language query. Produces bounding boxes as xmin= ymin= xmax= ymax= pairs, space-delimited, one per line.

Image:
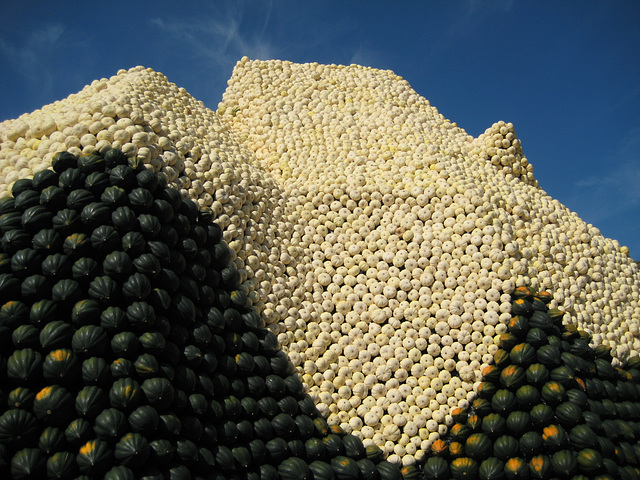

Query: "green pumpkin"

xmin=266 ymin=437 xmax=289 ymax=464
xmin=471 ymin=398 xmax=493 ymax=417
xmin=542 ymin=424 xmax=569 ymax=451
xmin=493 ymin=349 xmax=511 ymax=368
xmin=450 ymin=422 xmax=472 ymax=442
xmin=72 ymin=325 xmax=108 ymax=357
xmin=536 ymin=344 xmax=561 ymax=368
xmin=509 ymin=343 xmax=537 ymax=366
xmin=465 ymin=433 xmax=493 ymax=460
xmin=0 ymin=409 xmax=40 ymax=448
xmin=511 ymin=298 xmax=532 ymax=316
xmin=127 ymin=405 xmax=159 ymax=435
xmin=32 ymin=385 xmax=74 ymax=427
xmin=500 ymin=363 xmax=527 ymax=390
xmin=481 ymin=365 xmax=501 ymax=384
xmin=525 ymin=328 xmax=548 ymax=348
xmin=528 ymin=454 xmax=551 ymax=479
xmin=420 ymin=456 xmax=450 ymax=480
xmin=568 ymin=425 xmax=598 ymax=451
xmin=540 ymin=381 xmax=566 ymax=405
xmin=519 ymin=431 xmax=543 ymax=457
xmin=331 ymin=455 xmax=362 ymax=480
xmin=493 ymin=435 xmax=520 ymax=460
xmin=308 ymin=460 xmax=336 ymax=480
xmin=376 ymin=460 xmax=403 ymax=480
xmin=11 ymin=447 xmax=46 ymax=479
xmin=114 ymin=432 xmax=150 ymax=469
xmin=295 ymin=414 xmax=316 ymax=440
xmin=75 ymin=385 xmax=107 ymax=419
xmin=481 ymin=414 xmax=506 ymax=438
xmin=108 ymin=378 xmax=141 ymax=411
xmin=6 ymin=348 xmax=42 ymax=385
xmin=491 ymin=389 xmax=517 ymax=415
xmin=477 ymin=381 xmax=498 ymax=399
xmin=7 ymin=387 xmax=35 ymax=410
xmin=336 ymin=435 xmax=364 ymax=460
xmin=576 ymin=448 xmax=603 ymax=474
xmin=499 ymin=332 xmax=520 ymax=351
xmin=506 ymin=410 xmax=531 ymax=436
xmin=504 ymin=457 xmax=528 ymax=480
xmin=450 ymin=457 xmax=479 ymax=480
xmin=507 ymin=315 xmax=529 ymax=337
xmin=555 ymin=402 xmax=583 ymax=428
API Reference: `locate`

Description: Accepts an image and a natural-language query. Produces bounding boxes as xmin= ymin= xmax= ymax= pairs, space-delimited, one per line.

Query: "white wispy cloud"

xmin=0 ymin=23 xmax=65 ymax=87
xmin=149 ymin=2 xmax=279 ymax=72
xmin=565 ymin=126 xmax=640 ymax=251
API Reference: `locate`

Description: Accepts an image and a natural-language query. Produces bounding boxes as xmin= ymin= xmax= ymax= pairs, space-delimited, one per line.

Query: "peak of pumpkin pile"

xmin=0 ymin=59 xmax=638 ymax=474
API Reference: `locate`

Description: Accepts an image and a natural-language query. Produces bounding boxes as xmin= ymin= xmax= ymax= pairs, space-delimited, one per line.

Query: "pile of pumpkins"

xmin=0 ymin=149 xmax=419 ymax=480
xmin=421 ymin=286 xmax=640 ymax=480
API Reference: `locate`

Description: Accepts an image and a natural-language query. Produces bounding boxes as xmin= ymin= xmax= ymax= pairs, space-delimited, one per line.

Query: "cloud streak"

xmin=565 ymin=126 xmax=640 ymax=253
xmin=0 ymin=23 xmax=65 ymax=92
xmin=149 ymin=2 xmax=279 ymax=72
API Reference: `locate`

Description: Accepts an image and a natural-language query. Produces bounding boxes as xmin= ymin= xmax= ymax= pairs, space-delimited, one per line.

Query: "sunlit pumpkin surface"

xmin=0 ymin=59 xmax=639 ymax=478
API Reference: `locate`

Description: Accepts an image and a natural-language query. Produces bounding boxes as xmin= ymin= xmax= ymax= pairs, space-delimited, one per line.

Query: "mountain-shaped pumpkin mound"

xmin=0 ymin=60 xmax=639 ymax=468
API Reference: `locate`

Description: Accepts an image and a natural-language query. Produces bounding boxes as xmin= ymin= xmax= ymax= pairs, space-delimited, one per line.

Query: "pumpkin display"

xmin=420 ymin=289 xmax=640 ymax=480
xmin=0 ymin=149 xmax=404 ymax=479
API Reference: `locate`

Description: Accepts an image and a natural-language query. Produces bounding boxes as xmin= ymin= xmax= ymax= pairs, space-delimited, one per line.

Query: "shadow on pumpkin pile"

xmin=0 ymin=149 xmax=419 ymax=480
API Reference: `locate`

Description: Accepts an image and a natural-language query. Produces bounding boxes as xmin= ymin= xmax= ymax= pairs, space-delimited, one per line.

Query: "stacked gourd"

xmin=421 ymin=286 xmax=640 ymax=480
xmin=0 ymin=148 xmax=417 ymax=480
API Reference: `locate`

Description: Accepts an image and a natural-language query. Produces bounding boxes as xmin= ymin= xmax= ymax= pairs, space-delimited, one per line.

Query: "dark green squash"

xmin=114 ymin=432 xmax=150 ymax=468
xmin=11 ymin=447 xmax=46 ymax=479
xmin=499 ymin=365 xmax=525 ymax=390
xmin=491 ymin=389 xmax=517 ymax=415
xmin=38 ymin=426 xmax=66 ymax=456
xmin=503 ymin=457 xmax=528 ymax=479
xmin=81 ymin=356 xmax=111 ymax=387
xmin=13 ymin=189 xmax=41 ymax=211
xmin=506 ymin=410 xmax=531 ymax=436
xmin=525 ymin=364 xmax=549 ymax=387
xmin=493 ymin=435 xmax=520 ymax=460
xmin=0 ymin=409 xmax=40 ymax=448
xmin=109 ymin=377 xmax=141 ymax=411
xmin=11 ymin=248 xmax=42 ymax=278
xmin=89 ymin=275 xmax=120 ymax=304
xmin=519 ymin=431 xmax=543 ymax=457
xmin=11 ymin=323 xmax=39 ymax=349
xmin=450 ymin=457 xmax=479 ymax=480
xmin=71 ymin=383 xmax=105 ymax=419
xmin=529 ymin=403 xmax=555 ymax=428
xmin=72 ymin=325 xmax=108 ymax=357
xmin=93 ymin=408 xmax=130 ymax=440
xmin=481 ymin=413 xmax=506 ymax=438
xmin=7 ymin=387 xmax=35 ymax=410
xmin=76 ymin=438 xmax=113 ymax=475
xmin=32 ymin=384 xmax=74 ymax=428
xmin=2 ymin=229 xmax=33 ymax=255
xmin=90 ymin=225 xmax=120 ymax=255
xmin=40 ymin=186 xmax=67 ymax=212
xmin=478 ymin=457 xmax=505 ymax=480
xmin=6 ymin=348 xmax=42 ymax=385
xmin=42 ymin=348 xmax=80 ymax=385
xmin=465 ymin=433 xmax=492 ymax=460
xmin=542 ymin=424 xmax=569 ymax=451
xmin=71 ymin=299 xmax=102 ymax=327
xmin=21 ymin=205 xmax=53 ymax=232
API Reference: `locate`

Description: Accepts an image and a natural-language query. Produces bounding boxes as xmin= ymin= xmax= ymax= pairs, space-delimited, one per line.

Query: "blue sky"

xmin=1 ymin=1 xmax=639 ymax=258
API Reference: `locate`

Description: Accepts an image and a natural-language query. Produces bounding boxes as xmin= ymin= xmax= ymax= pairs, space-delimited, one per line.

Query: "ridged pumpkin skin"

xmin=465 ymin=433 xmax=492 ymax=460
xmin=0 ymin=148 xmax=401 ymax=480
